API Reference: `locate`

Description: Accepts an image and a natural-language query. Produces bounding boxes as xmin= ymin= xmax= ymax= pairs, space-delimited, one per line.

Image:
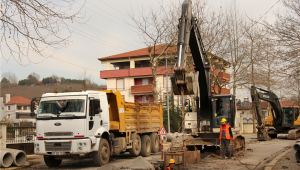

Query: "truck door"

xmin=87 ymin=94 xmax=102 ymax=137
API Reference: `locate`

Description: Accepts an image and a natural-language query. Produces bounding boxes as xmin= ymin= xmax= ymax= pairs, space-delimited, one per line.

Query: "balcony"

xmin=218 ymin=72 xmax=230 ymax=83
xmin=131 ymin=84 xmax=153 ymax=94
xmin=211 ymin=86 xmax=230 ymax=95
xmin=100 ymin=66 xmax=171 ymax=79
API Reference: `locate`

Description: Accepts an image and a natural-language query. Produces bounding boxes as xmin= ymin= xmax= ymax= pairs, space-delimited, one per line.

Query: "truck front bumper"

xmin=34 ymin=139 xmax=92 ymax=155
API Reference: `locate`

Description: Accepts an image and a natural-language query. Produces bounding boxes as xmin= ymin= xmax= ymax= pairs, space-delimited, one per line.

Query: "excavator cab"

xmin=283 ymin=106 xmax=295 ymax=128
xmin=211 ymin=95 xmax=236 ymax=128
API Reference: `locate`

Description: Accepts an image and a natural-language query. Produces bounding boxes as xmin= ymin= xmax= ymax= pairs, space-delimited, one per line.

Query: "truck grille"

xmin=44 ymin=132 xmax=73 ymax=137
xmin=45 ymin=142 xmax=72 ymax=152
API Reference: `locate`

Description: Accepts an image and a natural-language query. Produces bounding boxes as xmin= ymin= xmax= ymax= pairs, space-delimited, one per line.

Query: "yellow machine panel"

xmin=100 ymin=90 xmax=163 ymax=133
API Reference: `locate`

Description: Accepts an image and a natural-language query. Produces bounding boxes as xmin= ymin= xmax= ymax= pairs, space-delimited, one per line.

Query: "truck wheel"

xmin=93 ymin=138 xmax=110 ymax=166
xmin=44 ymin=156 xmax=62 ymax=167
xmin=129 ymin=134 xmax=141 ymax=156
xmin=140 ymin=135 xmax=151 ymax=157
xmin=150 ymin=133 xmax=159 ymax=153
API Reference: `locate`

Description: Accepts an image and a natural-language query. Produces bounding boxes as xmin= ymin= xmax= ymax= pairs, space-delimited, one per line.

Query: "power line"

xmin=4 ymin=40 xmax=100 ymax=73
xmin=73 ymin=23 xmax=140 ymax=49
xmin=69 ymin=25 xmax=130 ymax=51
xmin=75 ymin=1 xmax=136 ymax=33
xmin=98 ymin=0 xmax=128 ymax=16
xmin=236 ymin=0 xmax=281 ymax=44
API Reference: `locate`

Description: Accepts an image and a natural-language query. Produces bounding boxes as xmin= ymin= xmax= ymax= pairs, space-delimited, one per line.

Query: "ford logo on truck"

xmin=54 ymin=122 xmax=61 ymax=126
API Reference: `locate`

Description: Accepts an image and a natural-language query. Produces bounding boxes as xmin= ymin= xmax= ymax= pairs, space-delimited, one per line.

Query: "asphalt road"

xmin=21 ymin=134 xmax=296 ymax=170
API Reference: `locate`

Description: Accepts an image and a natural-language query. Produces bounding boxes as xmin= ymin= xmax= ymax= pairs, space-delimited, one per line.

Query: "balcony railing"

xmin=131 ymin=84 xmax=153 ymax=94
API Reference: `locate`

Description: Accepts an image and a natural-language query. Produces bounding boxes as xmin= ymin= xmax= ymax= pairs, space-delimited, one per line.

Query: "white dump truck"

xmin=31 ymin=90 xmax=163 ymax=167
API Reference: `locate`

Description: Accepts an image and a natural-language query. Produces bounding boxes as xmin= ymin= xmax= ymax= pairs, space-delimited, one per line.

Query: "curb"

xmin=264 ymin=148 xmax=292 ymax=170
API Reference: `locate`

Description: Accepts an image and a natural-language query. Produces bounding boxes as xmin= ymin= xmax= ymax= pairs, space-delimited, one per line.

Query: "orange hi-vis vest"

xmin=165 ymin=167 xmax=171 ymax=170
xmin=219 ymin=124 xmax=232 ymax=140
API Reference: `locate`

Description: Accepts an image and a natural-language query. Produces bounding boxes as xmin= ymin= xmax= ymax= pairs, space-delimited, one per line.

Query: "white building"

xmin=98 ymin=45 xmax=231 ymax=105
xmin=1 ymin=94 xmax=37 ymax=127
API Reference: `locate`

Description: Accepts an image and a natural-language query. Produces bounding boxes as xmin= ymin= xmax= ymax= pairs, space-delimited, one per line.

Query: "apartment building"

xmin=98 ymin=45 xmax=231 ymax=104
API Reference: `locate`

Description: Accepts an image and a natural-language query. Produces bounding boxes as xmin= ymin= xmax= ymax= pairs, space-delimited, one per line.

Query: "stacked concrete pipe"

xmin=0 ymin=148 xmax=27 ymax=167
xmin=294 ymin=139 xmax=300 ymax=151
xmin=295 ymin=139 xmax=300 ymax=162
xmin=0 ymin=149 xmax=13 ymax=168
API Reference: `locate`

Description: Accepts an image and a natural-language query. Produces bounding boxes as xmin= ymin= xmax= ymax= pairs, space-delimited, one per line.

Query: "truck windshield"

xmin=38 ymin=99 xmax=85 ymax=115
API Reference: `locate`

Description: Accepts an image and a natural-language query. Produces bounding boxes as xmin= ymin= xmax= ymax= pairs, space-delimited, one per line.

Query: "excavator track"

xmin=287 ymin=129 xmax=300 ymax=140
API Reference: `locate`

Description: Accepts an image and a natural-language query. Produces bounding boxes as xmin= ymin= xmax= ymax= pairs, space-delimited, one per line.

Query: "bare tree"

xmin=30 ymin=72 xmax=40 ymax=81
xmin=1 ymin=0 xmax=84 ymax=64
xmin=78 ymin=69 xmax=96 ymax=90
xmin=1 ymin=71 xmax=18 ymax=84
xmin=128 ymin=1 xmax=179 ymax=104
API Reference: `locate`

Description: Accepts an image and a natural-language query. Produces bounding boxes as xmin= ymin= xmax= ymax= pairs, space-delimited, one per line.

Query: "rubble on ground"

xmin=121 ymin=156 xmax=155 ymax=170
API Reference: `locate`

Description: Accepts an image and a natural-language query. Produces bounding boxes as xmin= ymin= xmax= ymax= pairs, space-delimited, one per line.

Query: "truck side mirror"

xmin=30 ymin=100 xmax=36 ymax=117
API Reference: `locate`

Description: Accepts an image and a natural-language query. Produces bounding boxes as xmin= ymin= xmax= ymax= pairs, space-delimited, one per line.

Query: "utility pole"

xmin=166 ymin=57 xmax=170 ymax=133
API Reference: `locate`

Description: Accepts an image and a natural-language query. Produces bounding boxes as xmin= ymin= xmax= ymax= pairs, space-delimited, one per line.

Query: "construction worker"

xmin=217 ymin=118 xmax=234 ymax=160
xmin=165 ymin=159 xmax=175 ymax=170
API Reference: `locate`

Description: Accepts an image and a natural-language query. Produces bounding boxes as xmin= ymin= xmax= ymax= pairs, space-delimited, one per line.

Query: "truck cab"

xmin=34 ymin=91 xmax=109 ymax=157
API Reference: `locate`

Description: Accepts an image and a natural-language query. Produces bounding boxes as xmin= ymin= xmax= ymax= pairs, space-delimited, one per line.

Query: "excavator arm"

xmin=171 ymin=0 xmax=211 ymax=117
xmin=250 ymin=86 xmax=283 ymax=140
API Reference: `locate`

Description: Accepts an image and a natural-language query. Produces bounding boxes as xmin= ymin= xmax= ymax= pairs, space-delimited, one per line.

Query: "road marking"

xmin=264 ymin=148 xmax=292 ymax=170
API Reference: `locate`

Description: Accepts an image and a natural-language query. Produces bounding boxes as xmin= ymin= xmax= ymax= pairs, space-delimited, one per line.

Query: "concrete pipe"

xmin=293 ymin=139 xmax=300 ymax=151
xmin=166 ymin=133 xmax=184 ymax=142
xmin=0 ymin=149 xmax=13 ymax=168
xmin=1 ymin=148 xmax=27 ymax=167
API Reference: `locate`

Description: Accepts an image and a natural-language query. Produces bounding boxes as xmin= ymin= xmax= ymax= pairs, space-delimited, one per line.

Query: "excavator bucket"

xmin=170 ymin=70 xmax=195 ymax=95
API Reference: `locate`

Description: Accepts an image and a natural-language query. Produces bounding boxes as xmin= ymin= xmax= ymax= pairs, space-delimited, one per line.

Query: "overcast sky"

xmin=0 ymin=0 xmax=283 ymax=99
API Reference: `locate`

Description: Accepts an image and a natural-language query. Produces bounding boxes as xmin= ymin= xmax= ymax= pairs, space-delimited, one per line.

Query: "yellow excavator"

xmin=251 ymin=86 xmax=300 ymax=140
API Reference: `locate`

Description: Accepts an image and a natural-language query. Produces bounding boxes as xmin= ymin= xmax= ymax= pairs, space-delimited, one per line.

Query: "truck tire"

xmin=140 ymin=135 xmax=151 ymax=157
xmin=93 ymin=138 xmax=110 ymax=166
xmin=150 ymin=133 xmax=159 ymax=153
xmin=44 ymin=156 xmax=62 ymax=167
xmin=129 ymin=134 xmax=141 ymax=156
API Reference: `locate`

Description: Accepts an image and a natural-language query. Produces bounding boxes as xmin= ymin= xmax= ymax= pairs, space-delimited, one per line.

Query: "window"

xmin=116 ymin=79 xmax=124 ymax=90
xmin=164 ymin=76 xmax=171 ymax=88
xmin=23 ymin=106 xmax=27 ymax=110
xmin=142 ymin=78 xmax=148 ymax=85
xmin=122 ymin=95 xmax=125 ymax=101
xmin=142 ymin=96 xmax=148 ymax=103
xmin=179 ymin=95 xmax=188 ymax=105
xmin=214 ymin=98 xmax=231 ymax=127
xmin=17 ymin=106 xmax=22 ymax=110
xmin=8 ymin=106 xmax=10 ymax=110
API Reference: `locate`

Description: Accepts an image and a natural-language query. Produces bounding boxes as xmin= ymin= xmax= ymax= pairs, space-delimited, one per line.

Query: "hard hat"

xmin=221 ymin=118 xmax=227 ymax=123
xmin=169 ymin=159 xmax=175 ymax=164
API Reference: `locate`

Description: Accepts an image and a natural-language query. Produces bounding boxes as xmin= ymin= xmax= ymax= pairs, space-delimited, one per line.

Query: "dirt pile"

xmin=97 ymin=164 xmax=121 ymax=170
xmin=121 ymin=156 xmax=155 ymax=170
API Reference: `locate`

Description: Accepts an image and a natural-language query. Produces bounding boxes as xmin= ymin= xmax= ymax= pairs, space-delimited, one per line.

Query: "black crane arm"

xmin=250 ymin=86 xmax=282 ymax=129
xmin=171 ymin=0 xmax=211 ymax=117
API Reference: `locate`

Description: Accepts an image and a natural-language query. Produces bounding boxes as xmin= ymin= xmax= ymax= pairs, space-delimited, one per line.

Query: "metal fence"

xmin=6 ymin=127 xmax=36 ymax=154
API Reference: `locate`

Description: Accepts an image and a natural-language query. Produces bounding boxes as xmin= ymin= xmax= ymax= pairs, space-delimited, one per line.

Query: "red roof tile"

xmin=98 ymin=44 xmax=177 ymax=61
xmin=5 ymin=96 xmax=31 ymax=105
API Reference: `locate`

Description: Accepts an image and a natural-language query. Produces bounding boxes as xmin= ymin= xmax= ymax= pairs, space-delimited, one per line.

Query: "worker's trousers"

xmin=221 ymin=139 xmax=231 ymax=159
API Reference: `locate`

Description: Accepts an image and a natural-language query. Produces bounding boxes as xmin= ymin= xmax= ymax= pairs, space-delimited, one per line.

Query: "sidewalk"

xmin=272 ymin=149 xmax=300 ymax=170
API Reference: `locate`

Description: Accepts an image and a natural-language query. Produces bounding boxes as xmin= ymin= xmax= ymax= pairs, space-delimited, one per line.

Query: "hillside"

xmin=0 ymin=83 xmax=106 ymax=100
